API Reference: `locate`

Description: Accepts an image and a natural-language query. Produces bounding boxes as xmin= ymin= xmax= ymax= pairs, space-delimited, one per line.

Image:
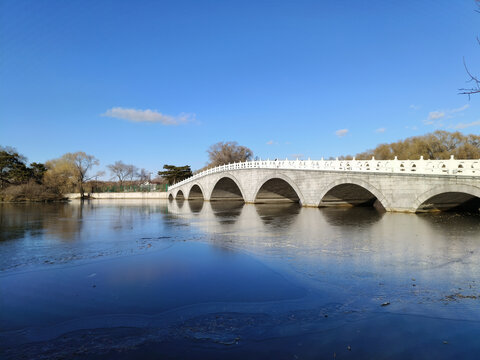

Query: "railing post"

xmin=449 ymin=154 xmax=455 ymax=174
xmin=393 ymin=156 xmax=398 ymax=172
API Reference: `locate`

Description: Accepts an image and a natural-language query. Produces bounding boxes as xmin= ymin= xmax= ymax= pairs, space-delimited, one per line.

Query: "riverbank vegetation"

xmin=1 ymin=147 xmax=167 ymax=202
xmin=0 ymin=148 xmax=104 ymax=202
xmin=0 ymin=147 xmax=60 ymax=201
xmin=340 ymin=131 xmax=480 ymax=160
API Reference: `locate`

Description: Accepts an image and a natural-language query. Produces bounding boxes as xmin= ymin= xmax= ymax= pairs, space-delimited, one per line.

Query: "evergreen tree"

xmin=158 ymin=165 xmax=192 ymax=185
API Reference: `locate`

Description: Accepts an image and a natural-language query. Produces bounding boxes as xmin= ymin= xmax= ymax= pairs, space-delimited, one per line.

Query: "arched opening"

xmin=416 ymin=192 xmax=480 ymax=213
xmin=175 ymin=190 xmax=185 ymax=200
xmin=319 ymin=183 xmax=385 ymax=210
xmin=188 ymin=184 xmax=204 ymax=200
xmin=255 ymin=178 xmax=300 ymax=203
xmin=168 ymin=193 xmax=174 ymax=201
xmin=211 ymin=177 xmax=244 ymax=201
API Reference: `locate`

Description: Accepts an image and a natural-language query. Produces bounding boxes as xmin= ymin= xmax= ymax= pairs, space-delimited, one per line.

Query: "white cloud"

xmin=427 ymin=111 xmax=445 ymax=121
xmin=335 ymin=129 xmax=349 ymax=137
xmin=375 ymin=127 xmax=386 ymax=133
xmin=454 ymin=120 xmax=480 ymax=129
xmin=102 ymin=107 xmax=194 ymax=125
xmin=424 ymin=104 xmax=469 ymax=126
xmin=410 ymin=104 xmax=421 ymax=110
xmin=266 ymin=140 xmax=275 ymax=145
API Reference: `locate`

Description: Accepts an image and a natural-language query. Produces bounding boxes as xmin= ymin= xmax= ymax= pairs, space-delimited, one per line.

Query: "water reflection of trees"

xmin=0 ymin=200 xmax=174 ymax=243
xmin=0 ymin=203 xmax=46 ymax=241
xmin=0 ymin=202 xmax=83 ymax=242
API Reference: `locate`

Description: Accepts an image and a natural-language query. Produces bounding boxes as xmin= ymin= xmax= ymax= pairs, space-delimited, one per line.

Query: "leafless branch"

xmin=459 ymin=57 xmax=480 ymax=99
xmin=459 ymin=2 xmax=480 ymax=98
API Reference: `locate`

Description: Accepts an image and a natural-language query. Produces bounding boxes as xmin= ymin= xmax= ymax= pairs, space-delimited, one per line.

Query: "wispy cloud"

xmin=375 ymin=127 xmax=386 ymax=133
xmin=102 ymin=107 xmax=194 ymax=125
xmin=335 ymin=129 xmax=348 ymax=137
xmin=266 ymin=140 xmax=277 ymax=145
xmin=424 ymin=104 xmax=469 ymax=126
xmin=409 ymin=104 xmax=421 ymax=110
xmin=454 ymin=120 xmax=480 ymax=129
xmin=427 ymin=110 xmax=445 ymax=121
xmin=450 ymin=104 xmax=470 ymax=114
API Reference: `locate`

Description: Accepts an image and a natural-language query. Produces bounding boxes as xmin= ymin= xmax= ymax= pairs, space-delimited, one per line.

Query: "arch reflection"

xmin=255 ymin=203 xmax=301 ymax=228
xmin=188 ymin=199 xmax=204 ymax=213
xmin=210 ymin=201 xmax=244 ymax=225
xmin=175 ymin=198 xmax=185 ymax=208
xmin=321 ymin=207 xmax=384 ymax=228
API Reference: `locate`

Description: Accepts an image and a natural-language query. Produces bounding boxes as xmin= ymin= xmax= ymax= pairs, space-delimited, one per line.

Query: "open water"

xmin=1 ymin=199 xmax=480 ymax=359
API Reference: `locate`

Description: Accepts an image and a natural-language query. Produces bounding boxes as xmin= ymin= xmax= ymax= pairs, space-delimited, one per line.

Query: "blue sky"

xmin=1 ymin=0 xmax=479 ymax=176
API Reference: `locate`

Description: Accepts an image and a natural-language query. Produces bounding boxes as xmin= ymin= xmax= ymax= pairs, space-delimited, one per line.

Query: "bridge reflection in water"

xmin=165 ymin=198 xmax=480 ymax=301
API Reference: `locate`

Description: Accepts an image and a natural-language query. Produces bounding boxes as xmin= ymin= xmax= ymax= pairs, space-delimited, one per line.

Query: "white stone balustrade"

xmin=169 ymin=157 xmax=480 ymax=190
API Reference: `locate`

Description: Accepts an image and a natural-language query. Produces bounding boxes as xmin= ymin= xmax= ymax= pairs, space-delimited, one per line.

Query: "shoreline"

xmin=65 ymin=192 xmax=169 ymax=200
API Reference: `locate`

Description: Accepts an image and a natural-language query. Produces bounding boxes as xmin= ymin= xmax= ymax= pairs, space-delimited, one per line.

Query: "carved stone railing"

xmin=169 ymin=156 xmax=480 ymax=190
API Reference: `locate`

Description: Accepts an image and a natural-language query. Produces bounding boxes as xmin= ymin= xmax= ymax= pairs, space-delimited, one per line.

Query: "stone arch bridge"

xmin=167 ymin=158 xmax=480 ymax=213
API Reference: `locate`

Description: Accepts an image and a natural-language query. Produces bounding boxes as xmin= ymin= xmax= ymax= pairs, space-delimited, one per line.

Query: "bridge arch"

xmin=414 ymin=184 xmax=480 ymax=212
xmin=209 ymin=173 xmax=246 ymax=201
xmin=175 ymin=189 xmax=185 ymax=200
xmin=188 ymin=183 xmax=205 ymax=200
xmin=317 ymin=178 xmax=389 ymax=209
xmin=253 ymin=174 xmax=305 ymax=205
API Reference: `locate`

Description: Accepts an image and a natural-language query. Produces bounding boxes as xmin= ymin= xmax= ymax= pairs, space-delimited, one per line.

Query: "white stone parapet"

xmin=169 ymin=157 xmax=480 ymax=190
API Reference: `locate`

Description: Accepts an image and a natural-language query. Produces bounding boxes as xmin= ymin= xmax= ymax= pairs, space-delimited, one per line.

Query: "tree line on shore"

xmin=1 ymin=132 xmax=479 ymax=202
xmin=0 ymin=148 xmax=161 ymax=202
xmin=339 ymin=131 xmax=480 ymax=160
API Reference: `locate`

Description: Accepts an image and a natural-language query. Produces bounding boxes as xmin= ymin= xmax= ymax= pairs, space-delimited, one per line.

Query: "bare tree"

xmin=460 ymin=1 xmax=480 ymax=98
xmin=129 ymin=165 xmax=139 ymax=182
xmin=107 ymin=161 xmax=136 ymax=187
xmin=63 ymin=152 xmax=100 ymax=198
xmin=137 ymin=168 xmax=150 ymax=183
xmin=206 ymin=141 xmax=253 ymax=168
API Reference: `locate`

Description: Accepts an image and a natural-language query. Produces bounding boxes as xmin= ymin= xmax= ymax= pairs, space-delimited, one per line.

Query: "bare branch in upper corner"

xmin=459 ymin=58 xmax=480 ymax=99
xmin=459 ymin=2 xmax=480 ymax=99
